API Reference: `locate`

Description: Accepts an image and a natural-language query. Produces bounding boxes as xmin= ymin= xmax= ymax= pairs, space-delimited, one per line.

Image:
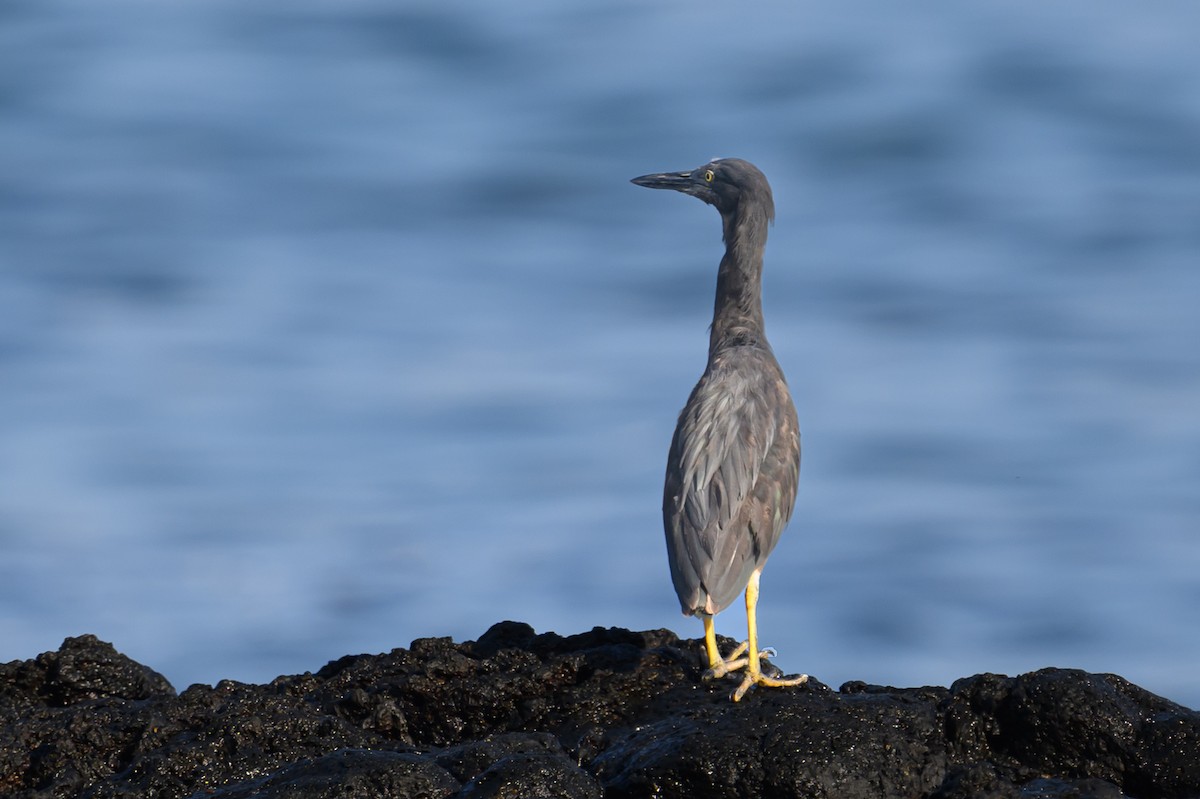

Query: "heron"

xmin=632 ymin=158 xmax=808 ymax=701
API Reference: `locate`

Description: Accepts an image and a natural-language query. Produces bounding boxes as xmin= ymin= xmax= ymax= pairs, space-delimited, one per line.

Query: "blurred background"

xmin=1 ymin=0 xmax=1198 ymax=708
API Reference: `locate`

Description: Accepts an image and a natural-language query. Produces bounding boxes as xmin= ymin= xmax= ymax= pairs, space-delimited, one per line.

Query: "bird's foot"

xmin=702 ymin=640 xmax=749 ymax=680
xmin=702 ymin=642 xmax=784 ymax=681
xmin=731 ymin=666 xmax=808 ymax=702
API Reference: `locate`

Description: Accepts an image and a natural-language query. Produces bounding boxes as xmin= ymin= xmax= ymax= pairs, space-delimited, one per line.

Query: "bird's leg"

xmin=731 ymin=570 xmax=809 ymax=702
xmin=701 ymin=614 xmax=750 ymax=679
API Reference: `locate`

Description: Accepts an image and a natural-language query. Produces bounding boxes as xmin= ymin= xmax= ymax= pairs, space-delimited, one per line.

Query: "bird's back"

xmin=663 ymin=341 xmax=800 ymax=617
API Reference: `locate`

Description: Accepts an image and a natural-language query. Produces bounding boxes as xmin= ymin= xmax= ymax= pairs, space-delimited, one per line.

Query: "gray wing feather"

xmin=663 ymin=346 xmax=801 ymax=616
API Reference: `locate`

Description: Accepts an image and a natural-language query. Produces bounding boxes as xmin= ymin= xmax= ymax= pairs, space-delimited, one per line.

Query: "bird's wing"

xmin=675 ymin=371 xmax=774 ymax=550
xmin=664 ymin=350 xmax=799 ymax=613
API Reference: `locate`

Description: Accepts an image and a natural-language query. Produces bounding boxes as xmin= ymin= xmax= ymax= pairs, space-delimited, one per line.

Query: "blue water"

xmin=2 ymin=1 xmax=1198 ymax=709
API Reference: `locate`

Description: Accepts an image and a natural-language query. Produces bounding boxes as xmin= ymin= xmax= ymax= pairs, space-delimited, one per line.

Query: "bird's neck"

xmin=709 ymin=211 xmax=768 ymax=353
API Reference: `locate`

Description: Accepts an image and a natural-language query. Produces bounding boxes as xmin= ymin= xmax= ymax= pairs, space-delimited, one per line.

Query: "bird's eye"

xmin=704 ymin=170 xmax=715 ymax=183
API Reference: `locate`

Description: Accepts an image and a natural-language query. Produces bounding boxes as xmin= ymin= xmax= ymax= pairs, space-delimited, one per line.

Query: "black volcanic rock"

xmin=1 ymin=625 xmax=1196 ymax=798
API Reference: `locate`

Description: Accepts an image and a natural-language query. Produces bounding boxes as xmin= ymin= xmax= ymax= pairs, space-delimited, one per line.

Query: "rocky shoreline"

xmin=2 ymin=623 xmax=1197 ymax=798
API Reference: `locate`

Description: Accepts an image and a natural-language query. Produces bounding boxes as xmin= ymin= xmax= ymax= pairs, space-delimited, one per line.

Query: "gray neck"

xmin=709 ymin=207 xmax=769 ymax=353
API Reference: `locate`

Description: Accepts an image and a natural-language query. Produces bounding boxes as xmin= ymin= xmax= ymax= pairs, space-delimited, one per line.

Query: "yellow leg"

xmin=703 ymin=614 xmax=721 ymax=667
xmin=700 ymin=614 xmax=749 ymax=678
xmin=745 ymin=568 xmax=765 ymax=681
xmin=731 ymin=569 xmax=809 ymax=702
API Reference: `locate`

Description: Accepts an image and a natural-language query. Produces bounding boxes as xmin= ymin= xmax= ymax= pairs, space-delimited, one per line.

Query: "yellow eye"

xmin=704 ymin=169 xmax=715 ymax=183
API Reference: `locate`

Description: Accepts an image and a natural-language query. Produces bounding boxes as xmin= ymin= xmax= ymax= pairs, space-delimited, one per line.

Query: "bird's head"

xmin=631 ymin=157 xmax=774 ymax=224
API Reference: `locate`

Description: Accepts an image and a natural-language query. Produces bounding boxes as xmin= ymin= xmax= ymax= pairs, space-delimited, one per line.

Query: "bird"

xmin=632 ymin=158 xmax=807 ymax=701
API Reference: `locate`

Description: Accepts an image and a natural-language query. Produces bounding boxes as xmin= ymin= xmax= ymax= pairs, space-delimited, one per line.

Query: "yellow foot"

xmin=702 ymin=640 xmax=750 ymax=680
xmin=702 ymin=571 xmax=809 ymax=701
xmin=702 ymin=643 xmax=798 ymax=682
xmin=731 ymin=668 xmax=809 ymax=702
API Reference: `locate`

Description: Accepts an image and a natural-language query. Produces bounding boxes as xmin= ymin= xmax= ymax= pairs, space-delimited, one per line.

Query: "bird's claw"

xmin=731 ymin=670 xmax=809 ymax=702
xmin=701 ymin=641 xmax=808 ymax=700
xmin=701 ymin=640 xmax=749 ymax=680
xmin=702 ymin=642 xmax=788 ymax=682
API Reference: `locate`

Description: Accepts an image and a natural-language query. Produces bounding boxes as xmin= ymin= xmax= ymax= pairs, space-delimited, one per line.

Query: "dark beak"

xmin=631 ymin=171 xmax=692 ymax=191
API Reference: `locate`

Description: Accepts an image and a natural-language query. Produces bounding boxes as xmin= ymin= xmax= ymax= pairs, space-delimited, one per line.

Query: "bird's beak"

xmin=631 ymin=171 xmax=693 ymax=191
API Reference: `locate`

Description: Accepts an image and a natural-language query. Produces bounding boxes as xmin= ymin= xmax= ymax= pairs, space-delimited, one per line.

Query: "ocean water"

xmin=1 ymin=0 xmax=1198 ymax=709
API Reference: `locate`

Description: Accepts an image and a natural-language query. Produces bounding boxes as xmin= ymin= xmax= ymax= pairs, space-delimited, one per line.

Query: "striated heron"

xmin=632 ymin=158 xmax=808 ymax=701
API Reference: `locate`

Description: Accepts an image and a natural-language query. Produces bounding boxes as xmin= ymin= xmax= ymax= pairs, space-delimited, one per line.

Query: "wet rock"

xmin=0 ymin=634 xmax=174 ymax=708
xmin=0 ymin=625 xmax=1196 ymax=798
xmin=457 ymin=749 xmax=601 ymax=799
xmin=594 ymin=680 xmax=947 ymax=798
xmin=202 ymin=749 xmax=460 ymax=799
